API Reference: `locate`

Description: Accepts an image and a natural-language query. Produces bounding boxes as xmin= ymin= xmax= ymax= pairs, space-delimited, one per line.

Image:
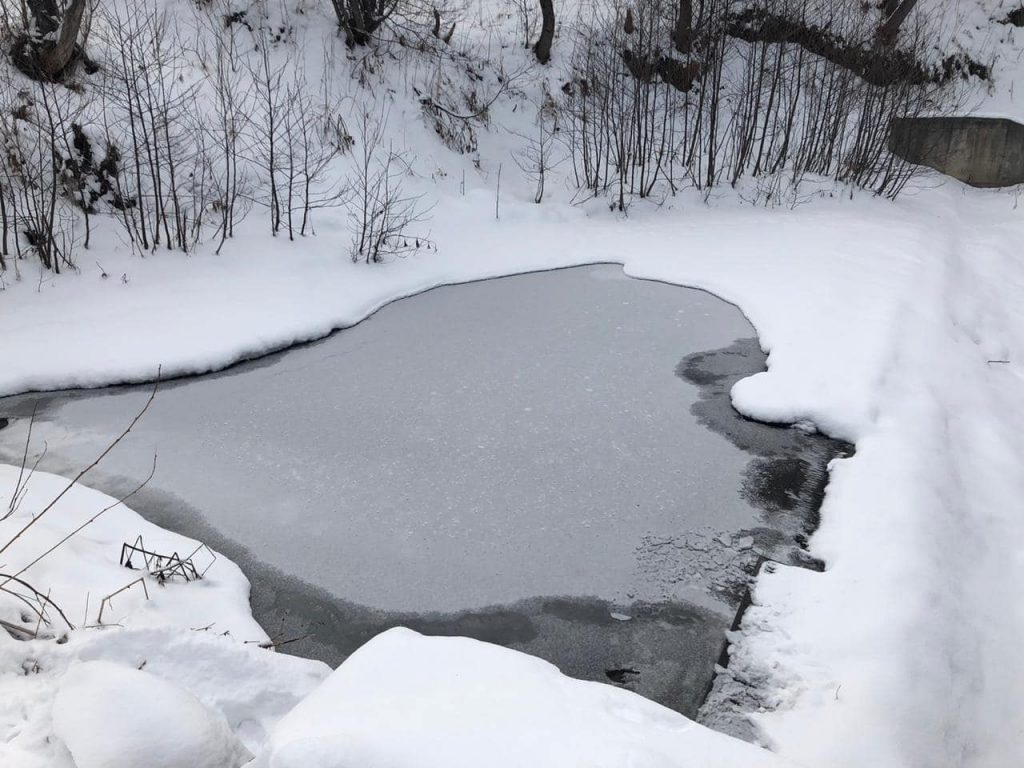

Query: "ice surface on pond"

xmin=0 ymin=265 xmax=761 ymax=615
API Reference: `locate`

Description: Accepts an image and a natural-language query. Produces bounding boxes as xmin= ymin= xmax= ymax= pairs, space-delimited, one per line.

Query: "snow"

xmin=0 ymin=464 xmax=265 ymax=641
xmin=2 ymin=0 xmax=1024 ymax=764
xmin=53 ymin=660 xmax=250 ymax=768
xmin=0 ymin=625 xmax=328 ymax=767
xmin=0 ymin=192 xmax=917 ymax=433
xmin=0 ymin=466 xmax=329 ymax=767
xmin=251 ymin=627 xmax=794 ymax=768
xmin=720 ymin=188 xmax=1024 ymax=768
xmin=8 ymin=172 xmax=1022 ymax=768
xmin=6 ymin=179 xmax=1024 ymax=768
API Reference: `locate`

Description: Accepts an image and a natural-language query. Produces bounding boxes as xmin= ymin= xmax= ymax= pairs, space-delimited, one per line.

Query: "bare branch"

xmin=0 ymin=372 xmax=159 ymax=560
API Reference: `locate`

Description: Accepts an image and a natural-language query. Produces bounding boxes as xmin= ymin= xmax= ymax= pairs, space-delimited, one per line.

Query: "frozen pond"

xmin=0 ymin=265 xmax=848 ymax=716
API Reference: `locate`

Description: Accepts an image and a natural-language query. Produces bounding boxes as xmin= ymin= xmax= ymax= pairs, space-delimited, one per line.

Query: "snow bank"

xmin=253 ymin=628 xmax=796 ymax=768
xmin=0 ymin=625 xmax=327 ymax=767
xmin=1 ymin=190 xmax=920 ymax=444
xmin=53 ymin=660 xmax=250 ymax=768
xmin=0 ymin=464 xmax=264 ymax=640
xmin=0 ymin=466 xmax=329 ymax=768
xmin=721 ymin=188 xmax=1024 ymax=768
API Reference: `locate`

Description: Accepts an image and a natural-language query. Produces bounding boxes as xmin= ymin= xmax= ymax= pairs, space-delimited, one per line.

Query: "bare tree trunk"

xmin=534 ymin=0 xmax=554 ymax=64
xmin=332 ymin=0 xmax=393 ymax=46
xmin=19 ymin=0 xmax=86 ymax=79
xmin=37 ymin=0 xmax=86 ymax=77
xmin=672 ymin=0 xmax=692 ymax=54
xmin=876 ymin=0 xmax=918 ymax=47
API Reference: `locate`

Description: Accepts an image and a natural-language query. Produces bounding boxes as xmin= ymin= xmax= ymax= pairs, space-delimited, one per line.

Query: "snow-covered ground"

xmin=6 ymin=175 xmax=1024 ymax=766
xmin=0 ymin=465 xmax=329 ymax=767
xmin=4 ymin=0 xmax=1024 ymax=763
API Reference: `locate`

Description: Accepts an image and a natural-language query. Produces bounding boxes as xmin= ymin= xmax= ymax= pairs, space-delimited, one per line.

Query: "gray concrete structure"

xmin=889 ymin=116 xmax=1024 ymax=187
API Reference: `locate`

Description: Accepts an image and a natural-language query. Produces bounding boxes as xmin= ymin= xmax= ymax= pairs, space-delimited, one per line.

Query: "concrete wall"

xmin=889 ymin=117 xmax=1024 ymax=187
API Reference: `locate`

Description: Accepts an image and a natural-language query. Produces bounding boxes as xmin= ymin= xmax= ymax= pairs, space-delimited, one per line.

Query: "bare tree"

xmin=564 ymin=0 xmax=936 ymax=205
xmin=245 ymin=27 xmax=288 ymax=236
xmin=514 ymin=0 xmax=536 ymax=49
xmin=277 ymin=67 xmax=353 ymax=240
xmin=96 ymin=2 xmax=206 ymax=253
xmin=4 ymin=80 xmax=83 ymax=272
xmin=200 ymin=5 xmax=254 ymax=254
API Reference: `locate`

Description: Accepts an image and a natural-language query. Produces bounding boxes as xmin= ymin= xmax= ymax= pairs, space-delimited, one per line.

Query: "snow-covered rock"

xmin=253 ymin=628 xmax=794 ymax=768
xmin=52 ymin=660 xmax=251 ymax=768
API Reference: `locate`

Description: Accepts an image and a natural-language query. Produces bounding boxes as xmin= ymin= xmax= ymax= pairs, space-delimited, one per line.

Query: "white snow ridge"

xmin=253 ymin=628 xmax=794 ymax=768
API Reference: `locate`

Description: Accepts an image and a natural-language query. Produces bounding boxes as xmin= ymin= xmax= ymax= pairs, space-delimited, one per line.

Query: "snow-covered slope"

xmin=705 ymin=187 xmax=1024 ymax=767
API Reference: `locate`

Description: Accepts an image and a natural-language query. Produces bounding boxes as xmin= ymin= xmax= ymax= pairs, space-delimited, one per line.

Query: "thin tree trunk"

xmin=534 ymin=0 xmax=554 ymax=64
xmin=672 ymin=0 xmax=692 ymax=54
xmin=876 ymin=0 xmax=918 ymax=47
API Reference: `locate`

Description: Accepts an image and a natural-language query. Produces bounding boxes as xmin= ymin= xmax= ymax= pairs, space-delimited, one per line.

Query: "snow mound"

xmin=52 ymin=660 xmax=251 ymax=768
xmin=0 ymin=464 xmax=268 ymax=642
xmin=254 ymin=627 xmax=795 ymax=768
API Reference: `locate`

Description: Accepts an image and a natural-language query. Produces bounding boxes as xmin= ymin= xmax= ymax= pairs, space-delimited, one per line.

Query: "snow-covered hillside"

xmin=2 ymin=0 xmax=1024 ymax=765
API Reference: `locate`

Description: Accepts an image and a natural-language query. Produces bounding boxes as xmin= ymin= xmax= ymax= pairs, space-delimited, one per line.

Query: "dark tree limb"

xmin=672 ymin=0 xmax=693 ymax=54
xmin=725 ymin=8 xmax=934 ymax=86
xmin=876 ymin=0 xmax=919 ymax=48
xmin=534 ymin=0 xmax=554 ymax=64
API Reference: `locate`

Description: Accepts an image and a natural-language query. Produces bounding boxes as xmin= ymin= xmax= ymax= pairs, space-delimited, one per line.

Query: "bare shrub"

xmin=512 ymin=98 xmax=563 ymax=204
xmin=198 ymin=2 xmax=255 ymax=254
xmin=564 ymin=0 xmax=689 ymax=208
xmin=0 ymin=79 xmax=84 ymax=272
xmin=96 ymin=2 xmax=210 ymax=253
xmin=349 ymin=105 xmax=432 ymax=264
xmin=277 ymin=73 xmax=355 ymax=240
